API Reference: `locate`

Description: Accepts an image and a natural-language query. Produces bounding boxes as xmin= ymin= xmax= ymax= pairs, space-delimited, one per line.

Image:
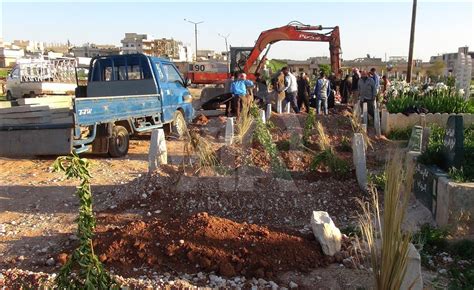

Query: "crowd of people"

xmin=224 ymin=66 xmax=391 ymax=119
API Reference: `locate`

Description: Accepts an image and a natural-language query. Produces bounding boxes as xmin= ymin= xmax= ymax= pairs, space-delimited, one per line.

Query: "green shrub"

xmin=386 ymin=91 xmax=474 ymax=114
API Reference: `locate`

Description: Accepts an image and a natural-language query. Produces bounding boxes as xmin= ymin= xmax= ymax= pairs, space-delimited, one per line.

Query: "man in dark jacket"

xmin=358 ymin=70 xmax=376 ymax=118
xmin=351 ymin=68 xmax=360 ymax=103
xmin=297 ymin=72 xmax=311 ymax=112
xmin=339 ymin=75 xmax=351 ymax=104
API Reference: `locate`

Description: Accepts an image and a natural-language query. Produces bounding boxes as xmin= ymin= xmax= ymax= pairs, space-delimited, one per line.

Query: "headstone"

xmin=310 ymin=211 xmax=342 ymax=256
xmin=148 ymin=128 xmax=167 ymax=172
xmin=362 ymin=102 xmax=368 ymax=125
xmin=266 ymin=103 xmax=272 ymax=121
xmin=259 ymin=109 xmax=266 ymax=124
xmin=443 ymin=115 xmax=464 ymax=168
xmin=285 ymin=102 xmax=290 ymax=113
xmin=413 ymin=163 xmax=448 ymax=216
xmin=400 ymin=243 xmax=423 ymax=290
xmin=352 ymin=133 xmax=367 ymax=191
xmin=277 ymin=100 xmax=282 ymax=114
xmin=407 ymin=126 xmax=423 ymax=152
xmin=225 ymin=117 xmax=234 ymax=145
xmin=373 ymin=100 xmax=381 ymax=137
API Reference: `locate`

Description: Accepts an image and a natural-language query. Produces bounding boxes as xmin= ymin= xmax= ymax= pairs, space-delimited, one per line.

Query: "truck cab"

xmin=0 ymin=54 xmax=194 ymax=158
xmin=74 ymin=54 xmax=194 ymax=156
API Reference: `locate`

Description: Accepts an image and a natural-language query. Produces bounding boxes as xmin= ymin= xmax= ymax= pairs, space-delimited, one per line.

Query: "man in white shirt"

xmin=281 ymin=67 xmax=300 ymax=113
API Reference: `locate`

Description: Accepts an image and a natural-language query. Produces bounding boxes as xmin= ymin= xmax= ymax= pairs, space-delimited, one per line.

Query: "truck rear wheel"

xmin=108 ymin=125 xmax=129 ymax=157
xmin=171 ymin=110 xmax=187 ymax=139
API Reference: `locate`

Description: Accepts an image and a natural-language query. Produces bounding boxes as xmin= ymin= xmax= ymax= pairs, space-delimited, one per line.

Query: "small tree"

xmin=318 ymin=64 xmax=331 ymax=76
xmin=53 ymin=154 xmax=117 ymax=289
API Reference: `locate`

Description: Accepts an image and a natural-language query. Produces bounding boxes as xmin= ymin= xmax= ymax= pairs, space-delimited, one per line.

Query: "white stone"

xmin=148 ymin=128 xmax=167 ymax=172
xmin=266 ymin=104 xmax=272 ymax=120
xmin=285 ymin=102 xmax=291 ymax=113
xmin=259 ymin=109 xmax=266 ymax=124
xmin=310 ymin=211 xmax=342 ymax=256
xmin=373 ymin=100 xmax=381 ymax=137
xmin=352 ymin=133 xmax=368 ymax=191
xmin=362 ymin=102 xmax=368 ymax=125
xmin=400 ymin=243 xmax=423 ymax=290
xmin=225 ymin=117 xmax=234 ymax=145
xmin=289 ymin=281 xmax=298 ymax=288
xmin=45 ymin=257 xmax=55 ymax=266
xmin=277 ymin=100 xmax=282 ymax=114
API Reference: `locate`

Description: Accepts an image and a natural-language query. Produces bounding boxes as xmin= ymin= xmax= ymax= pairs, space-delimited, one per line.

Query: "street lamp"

xmin=218 ymin=33 xmax=230 ymax=73
xmin=184 ymin=18 xmax=203 ymax=61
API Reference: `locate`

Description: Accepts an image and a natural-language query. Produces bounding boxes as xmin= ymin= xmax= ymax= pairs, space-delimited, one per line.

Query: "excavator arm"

xmin=243 ymin=22 xmax=342 ymax=77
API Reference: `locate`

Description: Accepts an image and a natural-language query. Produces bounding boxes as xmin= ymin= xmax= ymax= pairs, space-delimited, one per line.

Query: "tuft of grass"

xmin=234 ymin=100 xmax=255 ymax=144
xmin=303 ymin=108 xmax=316 ymax=145
xmin=311 ymin=121 xmax=350 ymax=178
xmin=183 ymin=128 xmax=219 ymax=172
xmin=338 ymin=136 xmax=352 ymax=152
xmin=357 ymin=151 xmax=414 ymax=290
xmin=368 ymin=171 xmax=387 ymax=190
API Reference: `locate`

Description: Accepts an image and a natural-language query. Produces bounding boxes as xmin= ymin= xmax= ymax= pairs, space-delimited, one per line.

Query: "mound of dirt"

xmin=94 ymin=212 xmax=328 ymax=279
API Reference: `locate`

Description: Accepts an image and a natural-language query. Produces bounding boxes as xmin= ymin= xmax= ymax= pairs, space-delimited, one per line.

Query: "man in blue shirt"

xmin=230 ymin=72 xmax=254 ymax=119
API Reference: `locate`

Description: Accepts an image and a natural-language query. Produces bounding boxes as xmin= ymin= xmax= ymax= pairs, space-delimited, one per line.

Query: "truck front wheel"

xmin=171 ymin=110 xmax=187 ymax=139
xmin=108 ymin=125 xmax=129 ymax=157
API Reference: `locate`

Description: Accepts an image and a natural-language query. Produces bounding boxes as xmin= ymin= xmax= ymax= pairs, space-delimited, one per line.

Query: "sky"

xmin=1 ymin=0 xmax=473 ymax=62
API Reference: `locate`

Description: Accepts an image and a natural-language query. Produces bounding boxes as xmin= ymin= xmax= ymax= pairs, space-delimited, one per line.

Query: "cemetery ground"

xmin=0 ymin=102 xmax=468 ymax=289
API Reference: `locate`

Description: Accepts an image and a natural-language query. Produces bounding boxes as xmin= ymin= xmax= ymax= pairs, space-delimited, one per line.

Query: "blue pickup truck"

xmin=0 ymin=54 xmax=194 ymax=157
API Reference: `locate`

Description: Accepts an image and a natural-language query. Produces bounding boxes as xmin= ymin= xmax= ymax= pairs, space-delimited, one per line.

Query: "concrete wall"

xmin=436 ymin=177 xmax=474 ymax=236
xmin=381 ymin=110 xmax=474 ymax=135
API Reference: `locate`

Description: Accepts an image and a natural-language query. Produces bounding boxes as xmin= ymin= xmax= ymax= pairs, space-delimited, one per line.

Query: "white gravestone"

xmin=259 ymin=109 xmax=266 ymax=124
xmin=148 ymin=128 xmax=167 ymax=172
xmin=373 ymin=100 xmax=381 ymax=137
xmin=266 ymin=103 xmax=272 ymax=121
xmin=225 ymin=117 xmax=234 ymax=145
xmin=362 ymin=102 xmax=368 ymax=125
xmin=352 ymin=133 xmax=368 ymax=191
xmin=285 ymin=102 xmax=290 ymax=113
xmin=277 ymin=100 xmax=282 ymax=114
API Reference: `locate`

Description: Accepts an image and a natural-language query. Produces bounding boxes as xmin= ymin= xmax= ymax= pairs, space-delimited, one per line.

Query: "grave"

xmin=266 ymin=104 xmax=272 ymax=121
xmin=259 ymin=109 xmax=266 ymax=124
xmin=148 ymin=128 xmax=167 ymax=172
xmin=407 ymin=125 xmax=423 ymax=152
xmin=352 ymin=133 xmax=367 ymax=191
xmin=413 ymin=163 xmax=448 ymax=216
xmin=373 ymin=100 xmax=381 ymax=137
xmin=225 ymin=117 xmax=234 ymax=145
xmin=443 ymin=115 xmax=464 ymax=168
xmin=362 ymin=102 xmax=368 ymax=125
xmin=277 ymin=100 xmax=282 ymax=114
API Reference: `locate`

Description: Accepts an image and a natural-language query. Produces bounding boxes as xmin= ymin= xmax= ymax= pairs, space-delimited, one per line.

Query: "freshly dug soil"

xmin=94 ymin=212 xmax=328 ymax=279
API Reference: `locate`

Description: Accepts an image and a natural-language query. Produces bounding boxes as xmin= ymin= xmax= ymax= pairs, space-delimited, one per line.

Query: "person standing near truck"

xmin=230 ymin=72 xmax=254 ymax=119
xmin=281 ymin=67 xmax=299 ymax=113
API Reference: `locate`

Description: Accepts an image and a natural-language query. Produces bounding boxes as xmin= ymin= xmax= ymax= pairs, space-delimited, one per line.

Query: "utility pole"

xmin=184 ymin=18 xmax=203 ymax=61
xmin=406 ymin=0 xmax=417 ymax=83
xmin=218 ymin=33 xmax=230 ymax=73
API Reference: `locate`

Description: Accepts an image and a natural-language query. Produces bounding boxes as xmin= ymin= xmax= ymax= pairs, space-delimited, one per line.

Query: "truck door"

xmin=156 ymin=61 xmax=188 ymax=123
xmin=6 ymin=67 xmax=21 ymax=99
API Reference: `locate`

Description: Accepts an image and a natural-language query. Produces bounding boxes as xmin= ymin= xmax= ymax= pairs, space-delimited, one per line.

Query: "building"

xmin=12 ymin=40 xmax=45 ymax=54
xmin=430 ymin=46 xmax=474 ymax=77
xmin=0 ymin=46 xmax=25 ymax=67
xmin=286 ymin=57 xmax=331 ymax=75
xmin=121 ymin=33 xmax=152 ymax=55
xmin=121 ymin=33 xmax=192 ymax=61
xmin=389 ymin=56 xmax=408 ymax=63
xmin=72 ymin=43 xmax=120 ymax=58
xmin=45 ymin=43 xmax=69 ymax=54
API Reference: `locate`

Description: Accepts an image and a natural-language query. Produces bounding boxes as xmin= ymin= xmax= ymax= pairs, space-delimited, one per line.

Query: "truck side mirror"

xmin=184 ymin=77 xmax=191 ymax=88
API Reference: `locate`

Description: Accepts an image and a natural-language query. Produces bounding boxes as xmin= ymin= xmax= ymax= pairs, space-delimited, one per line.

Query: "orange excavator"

xmin=189 ymin=21 xmax=341 ymax=108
